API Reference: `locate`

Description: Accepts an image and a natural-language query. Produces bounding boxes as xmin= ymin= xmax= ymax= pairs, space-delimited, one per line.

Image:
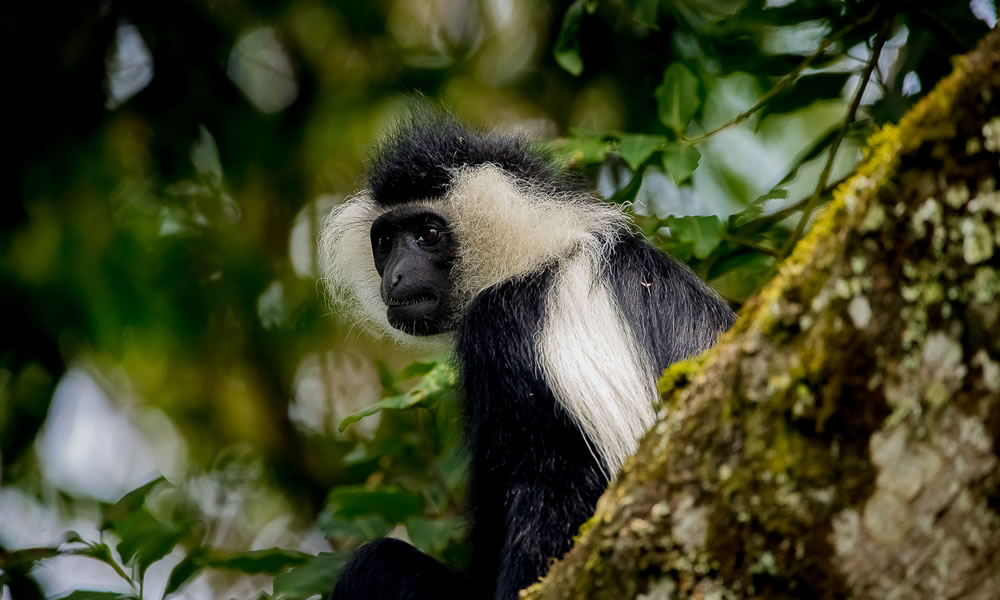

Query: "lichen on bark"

xmin=522 ymin=27 xmax=1000 ymax=600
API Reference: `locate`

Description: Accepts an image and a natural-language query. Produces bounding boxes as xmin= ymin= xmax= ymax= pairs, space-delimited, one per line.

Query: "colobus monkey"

xmin=320 ymin=114 xmax=735 ymax=600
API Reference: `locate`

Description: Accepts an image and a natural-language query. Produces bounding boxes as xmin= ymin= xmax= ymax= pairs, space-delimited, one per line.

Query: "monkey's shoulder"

xmin=603 ymin=233 xmax=736 ymax=367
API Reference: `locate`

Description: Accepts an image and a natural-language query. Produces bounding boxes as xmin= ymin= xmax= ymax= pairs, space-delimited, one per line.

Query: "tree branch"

xmin=781 ymin=15 xmax=893 ymax=258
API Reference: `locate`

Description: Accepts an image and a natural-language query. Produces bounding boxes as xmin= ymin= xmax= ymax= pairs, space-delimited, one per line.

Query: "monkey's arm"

xmin=491 ymin=462 xmax=607 ymax=600
xmin=458 ymin=269 xmax=609 ymax=600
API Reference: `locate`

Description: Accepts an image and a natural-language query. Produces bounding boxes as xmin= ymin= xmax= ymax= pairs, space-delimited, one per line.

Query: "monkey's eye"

xmin=417 ymin=226 xmax=440 ymax=245
xmin=375 ymin=235 xmax=392 ymax=253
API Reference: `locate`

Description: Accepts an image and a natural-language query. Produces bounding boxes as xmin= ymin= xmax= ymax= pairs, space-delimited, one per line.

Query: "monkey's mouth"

xmin=384 ymin=294 xmax=435 ymax=307
xmin=385 ymin=293 xmax=449 ymax=336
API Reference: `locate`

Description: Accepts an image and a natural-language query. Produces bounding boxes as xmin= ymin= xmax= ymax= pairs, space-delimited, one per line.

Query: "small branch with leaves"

xmin=781 ymin=14 xmax=895 ymax=258
xmin=681 ymin=6 xmax=880 ymax=146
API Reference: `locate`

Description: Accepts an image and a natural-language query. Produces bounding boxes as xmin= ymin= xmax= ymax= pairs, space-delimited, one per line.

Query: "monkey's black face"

xmin=370 ymin=207 xmax=458 ymax=336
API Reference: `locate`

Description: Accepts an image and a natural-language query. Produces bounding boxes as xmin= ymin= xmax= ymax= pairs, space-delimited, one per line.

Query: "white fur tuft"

xmin=442 ymin=165 xmax=626 ymax=297
xmin=538 ymin=251 xmax=658 ymax=478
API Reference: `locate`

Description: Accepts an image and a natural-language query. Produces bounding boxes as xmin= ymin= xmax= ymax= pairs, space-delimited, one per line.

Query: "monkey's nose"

xmin=382 ymin=272 xmax=403 ymax=300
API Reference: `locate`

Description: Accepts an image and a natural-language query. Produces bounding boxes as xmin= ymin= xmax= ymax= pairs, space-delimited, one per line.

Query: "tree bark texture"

xmin=523 ymin=27 xmax=1000 ymax=600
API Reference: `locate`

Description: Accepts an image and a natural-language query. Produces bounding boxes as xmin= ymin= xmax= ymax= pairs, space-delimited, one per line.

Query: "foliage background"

xmin=0 ymin=0 xmax=994 ymax=598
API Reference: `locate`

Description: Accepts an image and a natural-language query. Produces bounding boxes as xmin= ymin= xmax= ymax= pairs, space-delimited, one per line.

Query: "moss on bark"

xmin=522 ymin=27 xmax=1000 ymax=600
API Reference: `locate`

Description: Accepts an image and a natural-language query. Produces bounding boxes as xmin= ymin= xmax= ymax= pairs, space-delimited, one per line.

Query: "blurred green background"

xmin=1 ymin=0 xmax=995 ymax=598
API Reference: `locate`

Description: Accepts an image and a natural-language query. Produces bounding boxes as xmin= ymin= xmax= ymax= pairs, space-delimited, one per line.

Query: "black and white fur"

xmin=320 ymin=116 xmax=735 ymax=599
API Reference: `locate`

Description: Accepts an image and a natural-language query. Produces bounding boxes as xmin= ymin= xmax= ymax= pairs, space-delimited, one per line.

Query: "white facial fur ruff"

xmin=318 ymin=192 xmax=423 ymax=344
xmin=320 ymin=164 xmax=656 ymax=472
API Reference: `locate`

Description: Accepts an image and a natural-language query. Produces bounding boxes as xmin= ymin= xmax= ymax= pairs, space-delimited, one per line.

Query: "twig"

xmin=721 ymin=233 xmax=781 ymax=257
xmin=780 ymin=15 xmax=893 ymax=259
xmin=739 ymin=171 xmax=854 ymax=235
xmin=681 ymin=6 xmax=879 ymax=145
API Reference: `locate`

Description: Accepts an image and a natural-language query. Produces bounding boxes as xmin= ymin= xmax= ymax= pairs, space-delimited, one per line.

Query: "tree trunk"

xmin=523 ymin=27 xmax=1000 ymax=600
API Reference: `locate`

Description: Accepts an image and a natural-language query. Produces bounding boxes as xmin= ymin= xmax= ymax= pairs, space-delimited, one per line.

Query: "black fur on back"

xmin=367 ymin=111 xmax=586 ymax=206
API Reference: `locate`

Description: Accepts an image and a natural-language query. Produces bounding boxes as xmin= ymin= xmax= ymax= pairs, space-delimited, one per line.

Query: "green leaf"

xmin=337 ymin=394 xmax=412 ymax=431
xmin=163 ymin=548 xmax=309 ymax=597
xmin=608 ymin=162 xmax=649 ymax=205
xmin=64 ymin=531 xmax=86 ymax=544
xmin=273 ymin=553 xmax=343 ymax=600
xmin=318 ymin=514 xmax=393 ymax=541
xmin=112 ymin=509 xmax=184 ymax=579
xmin=668 ymin=216 xmax=723 ymax=259
xmin=396 ymin=360 xmax=438 ymax=380
xmin=629 ymin=0 xmax=659 ymax=26
xmin=759 ymin=72 xmax=851 ymax=120
xmin=102 ymin=477 xmax=167 ymax=525
xmin=660 ymin=238 xmax=694 ymax=261
xmin=661 ymin=144 xmax=701 ymax=183
xmin=202 ymin=548 xmax=312 ymax=574
xmin=708 ymin=251 xmax=775 ymax=302
xmin=773 ymin=125 xmax=840 ymax=188
xmin=751 ymin=188 xmax=789 ymax=205
xmin=550 ymin=135 xmax=613 ymax=166
xmin=436 ymin=444 xmax=468 ymax=494
xmin=730 ymin=204 xmax=765 ymax=229
xmin=163 ymin=551 xmax=203 ymax=598
xmin=339 ymin=363 xmax=457 ymax=432
xmin=375 ymin=360 xmax=399 ymax=395
xmin=731 ymin=188 xmax=788 ymax=228
xmin=325 ymin=484 xmax=424 ymax=523
xmin=337 ymin=395 xmax=406 ymax=431
xmin=617 ymin=134 xmax=666 ymax=171
xmin=554 ymin=0 xmax=586 ymax=76
xmin=405 ymin=517 xmax=466 ymax=556
xmin=655 ymin=63 xmax=701 ymax=134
